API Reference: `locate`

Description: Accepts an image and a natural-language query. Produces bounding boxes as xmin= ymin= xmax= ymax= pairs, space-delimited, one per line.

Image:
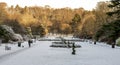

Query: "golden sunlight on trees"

xmin=0 ymin=1 xmax=114 ymax=40
xmin=0 ymin=2 xmax=8 ymax=24
xmin=74 ymin=11 xmax=96 ymax=38
xmin=20 ymin=13 xmax=37 ymax=27
xmin=60 ymin=23 xmax=72 ymax=34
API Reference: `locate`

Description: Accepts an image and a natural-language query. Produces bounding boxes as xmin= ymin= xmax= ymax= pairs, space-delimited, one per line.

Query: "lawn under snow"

xmin=0 ymin=37 xmax=120 ymax=65
xmin=0 ymin=41 xmax=29 ymax=57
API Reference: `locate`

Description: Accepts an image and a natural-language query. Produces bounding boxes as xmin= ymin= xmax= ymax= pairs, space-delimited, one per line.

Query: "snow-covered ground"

xmin=0 ymin=37 xmax=120 ymax=65
xmin=0 ymin=42 xmax=27 ymax=56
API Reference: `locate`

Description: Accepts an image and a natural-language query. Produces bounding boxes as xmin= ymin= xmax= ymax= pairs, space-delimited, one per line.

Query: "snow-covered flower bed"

xmin=50 ymin=41 xmax=81 ymax=48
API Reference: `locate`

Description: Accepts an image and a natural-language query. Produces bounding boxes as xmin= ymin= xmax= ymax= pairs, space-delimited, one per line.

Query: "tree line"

xmin=0 ymin=0 xmax=120 ymax=46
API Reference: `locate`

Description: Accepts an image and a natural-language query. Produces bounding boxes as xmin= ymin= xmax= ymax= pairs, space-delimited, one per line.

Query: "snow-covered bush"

xmin=116 ymin=38 xmax=120 ymax=46
xmin=0 ymin=25 xmax=14 ymax=42
xmin=0 ymin=25 xmax=15 ymax=34
xmin=0 ymin=25 xmax=23 ymax=42
xmin=50 ymin=42 xmax=81 ymax=48
xmin=11 ymin=34 xmax=23 ymax=42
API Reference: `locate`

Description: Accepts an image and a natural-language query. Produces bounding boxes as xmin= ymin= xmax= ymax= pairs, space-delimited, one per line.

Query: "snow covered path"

xmin=0 ymin=41 xmax=120 ymax=65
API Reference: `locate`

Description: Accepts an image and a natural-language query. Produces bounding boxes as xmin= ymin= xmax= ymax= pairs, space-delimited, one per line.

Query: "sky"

xmin=0 ymin=0 xmax=110 ymax=10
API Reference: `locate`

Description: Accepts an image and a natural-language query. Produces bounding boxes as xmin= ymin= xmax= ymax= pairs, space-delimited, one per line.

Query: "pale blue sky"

xmin=0 ymin=0 xmax=109 ymax=10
